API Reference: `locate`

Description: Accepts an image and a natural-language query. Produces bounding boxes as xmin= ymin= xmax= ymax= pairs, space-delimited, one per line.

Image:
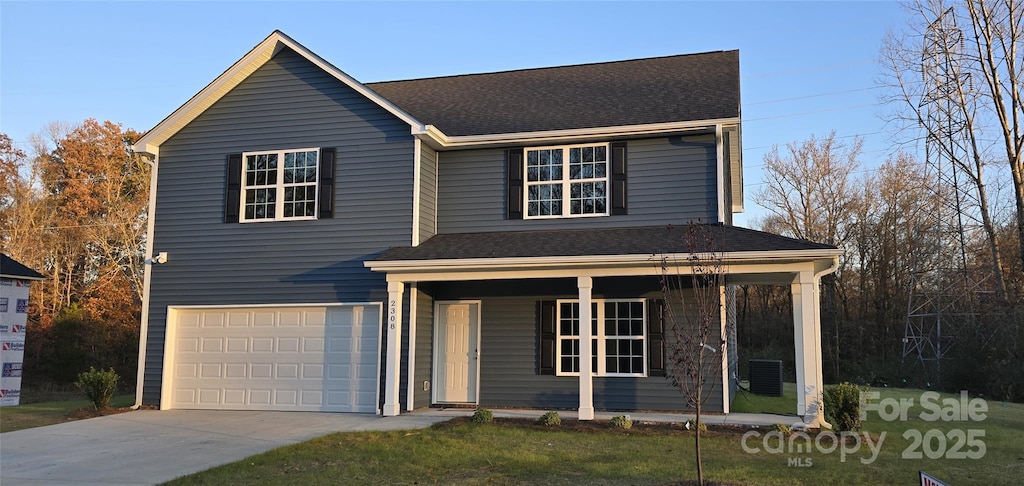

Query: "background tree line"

xmin=738 ymin=0 xmax=1024 ymax=403
xmin=1 ymin=120 xmax=148 ymax=386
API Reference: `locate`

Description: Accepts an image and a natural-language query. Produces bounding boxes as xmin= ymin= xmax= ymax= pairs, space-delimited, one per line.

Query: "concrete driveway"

xmin=0 ymin=409 xmax=450 ymax=485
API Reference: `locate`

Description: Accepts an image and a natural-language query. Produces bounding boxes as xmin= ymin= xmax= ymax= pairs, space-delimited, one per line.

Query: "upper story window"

xmin=225 ymin=147 xmax=336 ymax=224
xmin=240 ymin=148 xmax=319 ymax=222
xmin=525 ymin=143 xmax=609 ymax=219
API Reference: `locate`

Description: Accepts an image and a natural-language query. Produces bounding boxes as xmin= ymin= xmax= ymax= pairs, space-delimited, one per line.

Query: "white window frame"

xmin=523 ymin=142 xmax=610 ymax=220
xmin=555 ymin=298 xmax=647 ymax=377
xmin=240 ymin=147 xmax=320 ymax=223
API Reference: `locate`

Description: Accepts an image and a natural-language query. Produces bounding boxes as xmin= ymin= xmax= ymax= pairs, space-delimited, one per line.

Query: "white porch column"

xmin=383 ymin=280 xmax=405 ymax=417
xmin=792 ymin=271 xmax=825 ymax=427
xmin=578 ymin=276 xmax=595 ymax=420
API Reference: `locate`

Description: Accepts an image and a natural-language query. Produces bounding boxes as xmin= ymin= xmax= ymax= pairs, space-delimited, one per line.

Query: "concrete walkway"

xmin=0 ymin=409 xmax=450 ymax=486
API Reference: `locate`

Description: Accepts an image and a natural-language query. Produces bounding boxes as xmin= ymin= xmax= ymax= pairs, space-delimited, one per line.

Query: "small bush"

xmin=684 ymin=419 xmax=707 ymax=432
xmin=772 ymin=423 xmax=792 ymax=436
xmin=536 ymin=411 xmax=561 ymax=426
xmin=75 ymin=367 xmax=120 ymax=409
xmin=609 ymin=415 xmax=633 ymax=429
xmin=824 ymin=382 xmax=864 ymax=432
xmin=471 ymin=408 xmax=494 ymax=424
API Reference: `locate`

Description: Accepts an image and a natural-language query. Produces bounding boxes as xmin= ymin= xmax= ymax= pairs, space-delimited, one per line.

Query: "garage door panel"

xmin=202 ymin=313 xmax=225 ymax=328
xmin=170 ymin=305 xmax=379 ymax=412
xmin=302 ymin=363 xmax=324 ymax=379
xmin=278 ymin=337 xmax=300 ymax=352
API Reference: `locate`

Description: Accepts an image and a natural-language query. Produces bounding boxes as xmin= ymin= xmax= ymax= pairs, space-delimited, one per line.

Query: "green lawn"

xmin=729 ymin=382 xmax=798 ymax=415
xmin=0 ymin=394 xmax=134 ymax=433
xmin=165 ymin=387 xmax=1024 ymax=485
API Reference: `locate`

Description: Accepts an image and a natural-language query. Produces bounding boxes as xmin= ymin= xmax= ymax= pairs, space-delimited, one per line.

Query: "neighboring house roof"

xmin=373 ymin=224 xmax=836 ymax=262
xmin=366 ymin=51 xmax=740 ymax=137
xmin=0 ymin=254 xmax=45 ymax=280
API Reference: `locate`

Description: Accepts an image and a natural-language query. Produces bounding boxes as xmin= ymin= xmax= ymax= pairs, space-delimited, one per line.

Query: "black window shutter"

xmin=611 ymin=141 xmax=628 ymax=215
xmin=225 ymin=153 xmax=243 ymax=223
xmin=318 ymin=147 xmax=336 ymax=219
xmin=507 ymin=148 xmax=524 ymax=220
xmin=648 ymin=298 xmax=666 ymax=376
xmin=537 ymin=300 xmax=556 ymax=375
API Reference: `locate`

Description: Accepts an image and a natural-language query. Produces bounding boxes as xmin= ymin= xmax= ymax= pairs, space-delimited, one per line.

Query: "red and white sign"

xmin=920 ymin=471 xmax=947 ymax=486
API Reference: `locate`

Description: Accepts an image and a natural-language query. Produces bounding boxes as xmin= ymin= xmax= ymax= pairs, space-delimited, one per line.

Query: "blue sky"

xmin=1 ymin=1 xmax=908 ymax=226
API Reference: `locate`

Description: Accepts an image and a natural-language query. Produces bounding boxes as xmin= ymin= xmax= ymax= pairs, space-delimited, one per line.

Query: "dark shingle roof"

xmin=0 ymin=254 xmax=44 ymax=280
xmin=366 ymin=51 xmax=739 ymax=137
xmin=374 ymin=225 xmax=835 ymax=261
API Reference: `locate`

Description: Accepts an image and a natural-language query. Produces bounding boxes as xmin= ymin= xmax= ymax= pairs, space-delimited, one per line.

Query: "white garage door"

xmin=166 ymin=305 xmax=380 ymax=412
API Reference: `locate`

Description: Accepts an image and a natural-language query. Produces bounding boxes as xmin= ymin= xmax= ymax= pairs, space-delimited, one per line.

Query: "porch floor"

xmin=410 ymin=407 xmax=803 ymax=428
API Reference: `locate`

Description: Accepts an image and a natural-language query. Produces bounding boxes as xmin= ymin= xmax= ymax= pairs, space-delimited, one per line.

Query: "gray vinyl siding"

xmin=436 ymin=136 xmax=718 ymax=234
xmin=726 ymin=125 xmax=743 ymax=213
xmin=418 ymin=145 xmax=438 ymax=243
xmin=412 ymin=284 xmax=434 ymax=408
xmin=431 ymin=277 xmax=724 ymax=412
xmin=142 ymin=47 xmax=415 ymax=405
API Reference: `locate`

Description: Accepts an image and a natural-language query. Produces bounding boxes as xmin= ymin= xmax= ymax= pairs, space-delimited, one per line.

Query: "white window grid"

xmin=555 ymin=298 xmax=647 ymax=377
xmin=524 ymin=143 xmax=609 ymax=219
xmin=241 ymin=148 xmax=320 ymax=222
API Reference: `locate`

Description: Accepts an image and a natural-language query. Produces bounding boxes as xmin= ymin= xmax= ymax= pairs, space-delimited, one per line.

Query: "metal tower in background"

xmin=902 ymin=8 xmax=988 ymax=384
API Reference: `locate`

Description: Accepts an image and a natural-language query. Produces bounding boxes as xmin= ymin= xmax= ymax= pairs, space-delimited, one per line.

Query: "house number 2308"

xmin=388 ymin=299 xmax=397 ymax=330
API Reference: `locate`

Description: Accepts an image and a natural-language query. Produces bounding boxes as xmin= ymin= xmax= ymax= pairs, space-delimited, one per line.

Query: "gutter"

xmin=132 ymin=151 xmax=159 ymax=409
xmin=810 ymin=255 xmax=840 ymax=430
xmin=365 ymin=248 xmax=844 ymax=273
xmin=414 ymin=118 xmax=740 ymax=150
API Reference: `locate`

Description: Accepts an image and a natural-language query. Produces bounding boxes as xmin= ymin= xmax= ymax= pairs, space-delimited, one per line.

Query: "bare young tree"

xmin=658 ymin=225 xmax=725 ymax=486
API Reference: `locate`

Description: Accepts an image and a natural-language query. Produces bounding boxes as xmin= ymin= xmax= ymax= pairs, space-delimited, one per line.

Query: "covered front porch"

xmin=366 ymin=225 xmax=841 ymax=428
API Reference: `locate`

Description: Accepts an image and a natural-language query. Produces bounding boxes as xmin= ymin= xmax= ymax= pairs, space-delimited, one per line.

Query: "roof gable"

xmin=134 ymin=31 xmax=424 ymax=155
xmin=367 ymin=51 xmax=740 ymax=137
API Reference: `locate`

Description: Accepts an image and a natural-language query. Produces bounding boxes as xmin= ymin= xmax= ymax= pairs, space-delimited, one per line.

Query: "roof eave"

xmin=132 ymin=31 xmax=427 ymax=156
xmin=415 ymin=118 xmax=742 ymax=150
xmin=364 ymin=248 xmax=842 ymax=273
xmin=0 ymin=273 xmax=45 ymax=281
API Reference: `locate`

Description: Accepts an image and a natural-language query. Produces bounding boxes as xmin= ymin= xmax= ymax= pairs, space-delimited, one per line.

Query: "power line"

xmin=745 ymin=86 xmax=882 ymax=106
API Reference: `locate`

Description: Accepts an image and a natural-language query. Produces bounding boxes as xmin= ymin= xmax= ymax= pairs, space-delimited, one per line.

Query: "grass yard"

xmin=729 ymin=382 xmax=798 ymax=415
xmin=165 ymin=387 xmax=1024 ymax=485
xmin=0 ymin=394 xmax=134 ymax=433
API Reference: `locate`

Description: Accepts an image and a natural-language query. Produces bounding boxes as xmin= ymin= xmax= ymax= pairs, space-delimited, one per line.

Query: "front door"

xmin=435 ymin=302 xmax=479 ymax=403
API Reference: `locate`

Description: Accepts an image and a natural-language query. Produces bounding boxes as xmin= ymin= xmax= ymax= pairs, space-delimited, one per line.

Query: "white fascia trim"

xmin=167 ymin=302 xmax=382 ymax=309
xmin=365 ymin=249 xmax=844 ymax=273
xmin=411 ymin=138 xmax=422 ymax=246
xmin=134 ymin=153 xmax=159 ymax=409
xmin=133 ymin=31 xmax=426 ymax=155
xmin=416 ymin=118 xmax=741 ymax=150
xmin=0 ymin=274 xmax=45 ymax=281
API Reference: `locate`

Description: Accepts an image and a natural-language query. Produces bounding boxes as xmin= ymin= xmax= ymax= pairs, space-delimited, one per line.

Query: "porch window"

xmin=556 ymin=299 xmax=646 ymax=377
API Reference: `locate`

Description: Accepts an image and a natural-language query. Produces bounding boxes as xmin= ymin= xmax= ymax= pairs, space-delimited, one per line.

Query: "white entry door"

xmin=434 ymin=302 xmax=479 ymax=403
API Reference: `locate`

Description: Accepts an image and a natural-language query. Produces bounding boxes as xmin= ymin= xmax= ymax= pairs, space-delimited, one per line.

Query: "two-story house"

xmin=132 ymin=31 xmax=840 ymax=427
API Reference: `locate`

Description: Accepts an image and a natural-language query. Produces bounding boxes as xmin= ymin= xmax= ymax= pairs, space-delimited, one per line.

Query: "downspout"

xmin=132 ymin=150 xmax=159 ymax=409
xmin=811 ymin=256 xmax=840 ymax=429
